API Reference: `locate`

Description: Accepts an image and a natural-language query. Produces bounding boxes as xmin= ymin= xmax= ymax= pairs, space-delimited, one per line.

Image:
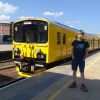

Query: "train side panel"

xmin=48 ymin=23 xmax=76 ymax=63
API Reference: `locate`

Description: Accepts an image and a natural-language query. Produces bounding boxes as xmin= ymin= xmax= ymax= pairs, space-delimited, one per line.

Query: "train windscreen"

xmin=14 ymin=20 xmax=48 ymax=43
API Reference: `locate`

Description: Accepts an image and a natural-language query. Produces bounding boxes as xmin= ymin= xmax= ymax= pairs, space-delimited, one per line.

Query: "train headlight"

xmin=40 ymin=54 xmax=44 ymax=59
xmin=37 ymin=53 xmax=46 ymax=59
xmin=36 ymin=49 xmax=41 ymax=53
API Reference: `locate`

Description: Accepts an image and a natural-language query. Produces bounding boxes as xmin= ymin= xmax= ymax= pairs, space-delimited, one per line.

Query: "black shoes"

xmin=69 ymin=82 xmax=77 ymax=88
xmin=69 ymin=82 xmax=88 ymax=92
xmin=80 ymin=84 xmax=88 ymax=92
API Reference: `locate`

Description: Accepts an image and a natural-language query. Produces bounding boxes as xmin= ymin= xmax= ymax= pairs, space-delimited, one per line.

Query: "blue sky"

xmin=0 ymin=0 xmax=100 ymax=34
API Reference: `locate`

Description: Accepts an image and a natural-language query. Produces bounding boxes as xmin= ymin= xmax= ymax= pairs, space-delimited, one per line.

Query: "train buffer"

xmin=0 ymin=50 xmax=100 ymax=100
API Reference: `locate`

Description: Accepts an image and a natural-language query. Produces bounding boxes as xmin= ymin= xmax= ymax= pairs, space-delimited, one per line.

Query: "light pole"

xmin=1 ymin=22 xmax=2 ymax=43
xmin=0 ymin=22 xmax=2 ymax=44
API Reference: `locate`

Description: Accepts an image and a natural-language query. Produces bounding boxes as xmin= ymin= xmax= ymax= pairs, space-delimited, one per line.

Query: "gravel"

xmin=0 ymin=67 xmax=18 ymax=86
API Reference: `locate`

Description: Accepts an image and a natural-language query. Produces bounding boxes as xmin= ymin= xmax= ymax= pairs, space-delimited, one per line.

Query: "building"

xmin=0 ymin=22 xmax=13 ymax=35
xmin=0 ymin=22 xmax=13 ymax=43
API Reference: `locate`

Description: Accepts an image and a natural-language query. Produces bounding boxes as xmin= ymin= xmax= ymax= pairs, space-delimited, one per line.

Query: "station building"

xmin=0 ymin=22 xmax=13 ymax=43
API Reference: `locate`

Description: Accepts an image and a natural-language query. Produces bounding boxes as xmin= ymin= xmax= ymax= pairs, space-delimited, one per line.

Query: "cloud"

xmin=43 ymin=11 xmax=64 ymax=17
xmin=19 ymin=16 xmax=34 ymax=20
xmin=0 ymin=1 xmax=18 ymax=14
xmin=0 ymin=15 xmax=10 ymax=23
xmin=69 ymin=25 xmax=74 ymax=28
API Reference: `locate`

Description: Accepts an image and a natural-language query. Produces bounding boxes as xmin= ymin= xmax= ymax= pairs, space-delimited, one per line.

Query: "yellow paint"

xmin=18 ymin=72 xmax=32 ymax=78
xmin=16 ymin=67 xmax=33 ymax=78
xmin=48 ymin=80 xmax=73 ymax=100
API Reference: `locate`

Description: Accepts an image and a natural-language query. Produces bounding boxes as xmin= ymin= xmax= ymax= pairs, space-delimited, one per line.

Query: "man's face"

xmin=78 ymin=33 xmax=84 ymax=40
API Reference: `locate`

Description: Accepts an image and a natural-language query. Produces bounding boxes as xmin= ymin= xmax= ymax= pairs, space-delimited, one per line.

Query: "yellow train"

xmin=13 ymin=18 xmax=100 ymax=77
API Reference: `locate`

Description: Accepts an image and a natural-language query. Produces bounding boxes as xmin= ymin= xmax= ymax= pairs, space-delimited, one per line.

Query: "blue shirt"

xmin=72 ymin=39 xmax=89 ymax=60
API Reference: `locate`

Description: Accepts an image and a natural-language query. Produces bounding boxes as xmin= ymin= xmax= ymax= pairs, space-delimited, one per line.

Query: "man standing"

xmin=69 ymin=30 xmax=89 ymax=92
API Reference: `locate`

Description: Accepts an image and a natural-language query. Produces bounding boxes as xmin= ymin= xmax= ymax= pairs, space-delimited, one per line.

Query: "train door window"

xmin=57 ymin=32 xmax=61 ymax=44
xmin=63 ymin=34 xmax=66 ymax=44
xmin=91 ymin=40 xmax=92 ymax=46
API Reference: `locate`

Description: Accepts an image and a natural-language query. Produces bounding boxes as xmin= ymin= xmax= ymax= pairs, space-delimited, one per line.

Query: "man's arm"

xmin=71 ymin=46 xmax=74 ymax=59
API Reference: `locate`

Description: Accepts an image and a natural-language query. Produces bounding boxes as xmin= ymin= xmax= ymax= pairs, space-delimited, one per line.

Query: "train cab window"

xmin=63 ymin=34 xmax=66 ymax=44
xmin=57 ymin=32 xmax=61 ymax=44
xmin=14 ymin=22 xmax=24 ymax=42
xmin=14 ymin=20 xmax=48 ymax=43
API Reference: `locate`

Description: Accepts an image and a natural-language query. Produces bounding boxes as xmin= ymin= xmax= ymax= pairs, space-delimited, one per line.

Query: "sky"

xmin=0 ymin=0 xmax=100 ymax=34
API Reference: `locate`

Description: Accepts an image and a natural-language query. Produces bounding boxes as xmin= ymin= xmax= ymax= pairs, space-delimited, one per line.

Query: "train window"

xmin=14 ymin=20 xmax=48 ymax=43
xmin=91 ymin=40 xmax=93 ymax=46
xmin=63 ymin=34 xmax=66 ymax=44
xmin=14 ymin=22 xmax=24 ymax=42
xmin=57 ymin=32 xmax=61 ymax=44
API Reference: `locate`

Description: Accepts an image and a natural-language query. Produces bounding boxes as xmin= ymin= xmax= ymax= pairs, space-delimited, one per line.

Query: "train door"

xmin=66 ymin=31 xmax=73 ymax=57
xmin=93 ymin=38 xmax=95 ymax=50
xmin=57 ymin=32 xmax=63 ymax=59
xmin=98 ymin=40 xmax=100 ymax=48
xmin=61 ymin=33 xmax=67 ymax=58
xmin=98 ymin=39 xmax=99 ymax=48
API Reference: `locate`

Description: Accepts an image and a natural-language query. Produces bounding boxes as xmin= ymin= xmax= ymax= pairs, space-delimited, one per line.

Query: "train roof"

xmin=15 ymin=18 xmax=79 ymax=33
xmin=14 ymin=17 xmax=99 ymax=39
xmin=49 ymin=20 xmax=79 ymax=33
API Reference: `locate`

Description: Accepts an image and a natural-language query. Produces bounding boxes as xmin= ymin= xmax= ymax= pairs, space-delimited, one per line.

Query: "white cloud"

xmin=43 ymin=11 xmax=64 ymax=17
xmin=0 ymin=1 xmax=18 ymax=14
xmin=69 ymin=25 xmax=74 ymax=28
xmin=0 ymin=15 xmax=10 ymax=23
xmin=19 ymin=16 xmax=34 ymax=20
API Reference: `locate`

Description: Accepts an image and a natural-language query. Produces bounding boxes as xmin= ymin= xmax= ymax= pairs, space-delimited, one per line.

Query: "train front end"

xmin=13 ymin=18 xmax=49 ymax=77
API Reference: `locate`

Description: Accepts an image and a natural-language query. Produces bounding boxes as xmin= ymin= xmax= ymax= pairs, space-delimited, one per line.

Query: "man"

xmin=69 ymin=30 xmax=89 ymax=92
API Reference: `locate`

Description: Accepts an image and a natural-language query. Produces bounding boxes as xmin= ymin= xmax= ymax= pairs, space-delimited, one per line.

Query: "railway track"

xmin=0 ymin=60 xmax=48 ymax=88
xmin=0 ymin=67 xmax=20 ymax=88
xmin=0 ymin=59 xmax=12 ymax=63
xmin=0 ymin=51 xmax=12 ymax=61
xmin=0 ymin=60 xmax=15 ymax=70
xmin=0 ymin=77 xmax=24 ymax=88
xmin=0 ymin=67 xmax=47 ymax=88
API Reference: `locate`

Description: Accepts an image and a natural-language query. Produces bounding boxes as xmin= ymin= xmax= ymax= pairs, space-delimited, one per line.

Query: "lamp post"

xmin=1 ymin=22 xmax=2 ymax=43
xmin=0 ymin=22 xmax=2 ymax=43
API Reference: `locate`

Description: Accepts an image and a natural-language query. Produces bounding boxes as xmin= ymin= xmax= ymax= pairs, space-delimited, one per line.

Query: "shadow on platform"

xmin=6 ymin=71 xmax=100 ymax=100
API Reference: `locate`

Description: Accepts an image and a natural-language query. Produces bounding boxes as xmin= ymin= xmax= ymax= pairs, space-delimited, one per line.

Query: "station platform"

xmin=0 ymin=50 xmax=100 ymax=100
xmin=0 ymin=44 xmax=12 ymax=51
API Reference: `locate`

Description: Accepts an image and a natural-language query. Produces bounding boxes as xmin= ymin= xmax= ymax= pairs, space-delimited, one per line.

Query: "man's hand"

xmin=72 ymin=56 xmax=74 ymax=59
xmin=83 ymin=56 xmax=87 ymax=61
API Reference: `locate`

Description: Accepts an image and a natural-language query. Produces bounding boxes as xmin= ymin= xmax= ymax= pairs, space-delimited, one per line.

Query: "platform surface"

xmin=0 ymin=50 xmax=100 ymax=100
xmin=0 ymin=44 xmax=12 ymax=51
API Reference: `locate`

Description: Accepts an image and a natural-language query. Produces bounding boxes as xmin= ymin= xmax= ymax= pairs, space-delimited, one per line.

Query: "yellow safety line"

xmin=48 ymin=56 xmax=100 ymax=100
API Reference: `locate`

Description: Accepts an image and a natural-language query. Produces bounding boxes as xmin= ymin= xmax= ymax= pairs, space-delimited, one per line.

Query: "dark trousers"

xmin=71 ymin=59 xmax=85 ymax=72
